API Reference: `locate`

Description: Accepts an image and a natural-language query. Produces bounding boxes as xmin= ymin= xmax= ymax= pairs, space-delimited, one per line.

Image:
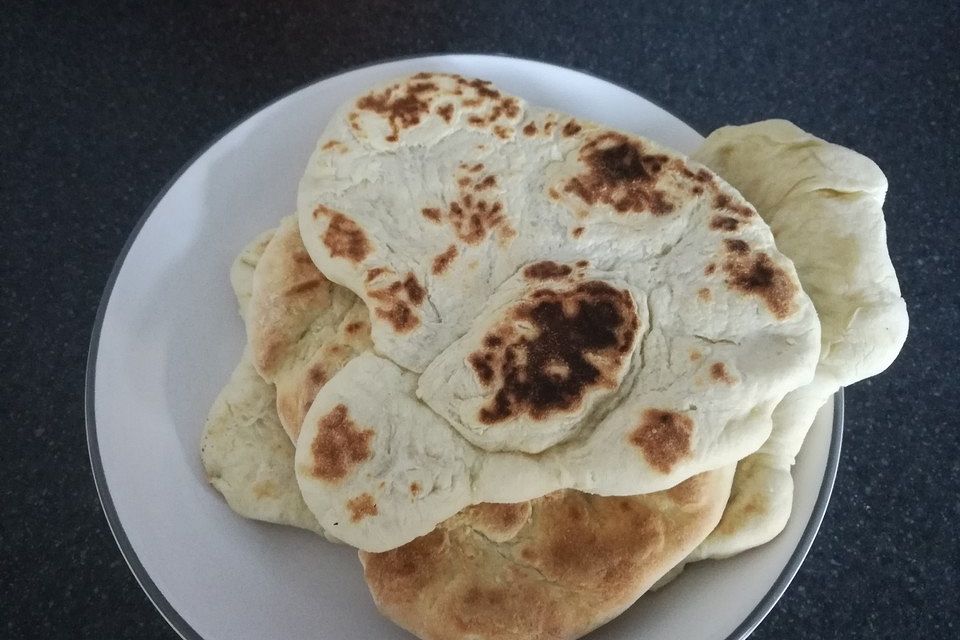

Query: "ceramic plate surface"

xmin=87 ymin=54 xmax=842 ymax=640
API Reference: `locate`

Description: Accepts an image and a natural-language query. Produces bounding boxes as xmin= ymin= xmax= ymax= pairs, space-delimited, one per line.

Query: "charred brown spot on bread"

xmin=402 ymin=274 xmax=426 ymax=305
xmin=436 ymin=103 xmax=454 ymax=123
xmin=428 ymin=167 xmax=514 ymax=246
xmin=346 ymin=493 xmax=378 ymax=522
xmin=409 ymin=482 xmax=421 ymax=496
xmin=457 ymin=76 xmax=501 ymax=98
xmin=724 ymin=239 xmax=750 ymax=254
xmin=523 ymin=261 xmax=573 ymax=280
xmin=493 ymin=125 xmax=511 ymax=139
xmin=675 ymin=163 xmax=712 ymax=184
xmin=421 ymin=207 xmax=442 ymax=223
xmin=309 ymin=404 xmax=374 ymax=482
xmin=704 ymin=263 xmax=717 ymax=275
xmin=692 ymin=185 xmax=704 ymax=195
xmin=475 ymin=175 xmax=496 ymax=190
xmin=697 ymin=287 xmax=711 ymax=302
xmin=629 ymin=409 xmax=694 ymax=473
xmin=484 ymin=100 xmax=517 ymax=124
xmin=572 ymin=226 xmax=585 ymax=238
xmin=447 ymin=76 xmax=522 ymax=128
xmin=689 ymin=349 xmax=702 ymax=361
xmin=307 ymin=363 xmax=327 ymax=387
xmin=523 ymin=122 xmax=537 ymax=136
xmin=468 ymin=352 xmax=495 ymax=384
xmin=368 ymin=272 xmax=425 ymax=333
xmin=366 ymin=267 xmax=389 ymax=282
xmin=470 ymin=280 xmax=638 ymax=424
xmin=710 ymin=362 xmax=735 ymax=384
xmin=562 ymin=120 xmax=582 ymax=136
xmin=544 ymin=120 xmax=556 ymax=134
xmin=713 ymin=193 xmax=755 ymax=218
xmin=315 ymin=206 xmax=371 ymax=263
xmin=711 ymin=216 xmax=741 ymax=231
xmin=431 ymin=244 xmax=459 ymax=275
xmin=575 ymin=260 xmax=589 ymax=267
xmin=548 ymin=187 xmax=560 ymax=200
xmin=321 ymin=139 xmax=341 ymax=150
xmin=356 ymin=79 xmax=439 ymax=142
xmin=500 ymin=97 xmax=520 ymax=118
xmin=562 ymin=132 xmax=675 ymax=215
xmin=722 ymin=248 xmax=797 ymax=319
xmin=344 ymin=321 xmax=367 ymax=335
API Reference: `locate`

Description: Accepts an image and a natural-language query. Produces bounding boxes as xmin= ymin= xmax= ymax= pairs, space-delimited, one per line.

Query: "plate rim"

xmin=84 ymin=53 xmax=844 ymax=640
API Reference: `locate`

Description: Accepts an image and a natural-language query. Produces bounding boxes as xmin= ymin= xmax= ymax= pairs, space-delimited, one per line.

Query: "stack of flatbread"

xmin=199 ymin=74 xmax=907 ymax=640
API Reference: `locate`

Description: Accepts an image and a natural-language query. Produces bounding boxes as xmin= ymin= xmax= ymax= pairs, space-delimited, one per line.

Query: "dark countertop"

xmin=2 ymin=1 xmax=957 ymax=638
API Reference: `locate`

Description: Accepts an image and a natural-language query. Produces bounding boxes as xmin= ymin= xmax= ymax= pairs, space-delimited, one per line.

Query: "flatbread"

xmin=361 ymin=466 xmax=734 ymax=640
xmin=293 ymin=74 xmax=821 ymax=552
xmin=687 ymin=120 xmax=908 ymax=558
xmin=246 ymin=215 xmax=372 ymax=441
xmin=200 ymin=351 xmax=327 ymax=534
xmin=200 ymin=232 xmax=327 ymax=535
xmin=230 ymin=229 xmax=275 ymax=317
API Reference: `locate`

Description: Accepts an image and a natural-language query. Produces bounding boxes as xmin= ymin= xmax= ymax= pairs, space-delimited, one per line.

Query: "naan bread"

xmin=688 ymin=120 xmax=908 ymax=558
xmin=294 ymin=74 xmax=821 ymax=552
xmin=200 ymin=232 xmax=326 ymax=534
xmin=361 ymin=466 xmax=734 ymax=640
xmin=201 ymin=351 xmax=327 ymax=534
xmin=246 ymin=215 xmax=372 ymax=441
xmin=229 ymin=229 xmax=274 ymax=317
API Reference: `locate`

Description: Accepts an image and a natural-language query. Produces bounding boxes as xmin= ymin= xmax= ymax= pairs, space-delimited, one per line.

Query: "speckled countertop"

xmin=2 ymin=1 xmax=957 ymax=638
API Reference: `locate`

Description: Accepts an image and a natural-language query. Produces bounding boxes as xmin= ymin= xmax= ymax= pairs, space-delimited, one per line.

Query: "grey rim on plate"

xmin=84 ymin=54 xmax=844 ymax=640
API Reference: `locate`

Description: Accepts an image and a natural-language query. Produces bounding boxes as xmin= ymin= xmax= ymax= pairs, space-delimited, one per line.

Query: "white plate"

xmin=86 ymin=54 xmax=842 ymax=640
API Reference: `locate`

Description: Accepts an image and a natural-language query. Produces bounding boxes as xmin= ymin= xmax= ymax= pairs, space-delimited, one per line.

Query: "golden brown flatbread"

xmin=360 ymin=466 xmax=733 ymax=640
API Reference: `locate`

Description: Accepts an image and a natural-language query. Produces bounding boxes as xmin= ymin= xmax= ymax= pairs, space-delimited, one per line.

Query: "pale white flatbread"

xmin=688 ymin=120 xmax=908 ymax=558
xmin=293 ymin=74 xmax=821 ymax=552
xmin=201 ymin=350 xmax=327 ymax=534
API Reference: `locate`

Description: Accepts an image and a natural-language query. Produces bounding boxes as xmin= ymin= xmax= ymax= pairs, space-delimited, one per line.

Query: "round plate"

xmin=87 ymin=54 xmax=842 ymax=640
